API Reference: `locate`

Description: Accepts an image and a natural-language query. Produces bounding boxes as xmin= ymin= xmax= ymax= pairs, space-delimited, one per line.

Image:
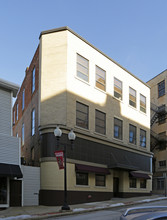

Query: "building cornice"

xmin=39 ymin=26 xmax=150 ymax=88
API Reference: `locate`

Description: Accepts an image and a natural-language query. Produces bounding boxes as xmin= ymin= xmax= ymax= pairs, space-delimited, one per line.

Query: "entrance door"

xmin=10 ymin=180 xmax=22 ymax=206
xmin=113 ymin=177 xmax=119 ymax=197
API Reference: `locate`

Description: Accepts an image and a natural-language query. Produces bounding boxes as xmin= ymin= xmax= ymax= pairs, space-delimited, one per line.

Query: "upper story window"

xmin=114 ymin=117 xmax=123 ymax=140
xmin=129 ymin=87 xmax=136 ymax=108
xmin=77 ymin=54 xmax=89 ymax=82
xmin=140 ymin=94 xmax=146 ymax=113
xmin=114 ymin=77 xmax=122 ymax=100
xmin=129 ymin=124 xmax=136 ymax=145
xmin=95 ymin=109 xmax=106 ymax=135
xmin=96 ymin=66 xmax=106 ymax=91
xmin=13 ymin=110 xmax=15 ymax=125
xmin=22 ymin=123 xmax=24 ymax=146
xmin=140 ymin=129 xmax=146 ymax=147
xmin=159 ymin=160 xmax=166 ymax=168
xmin=32 ymin=67 xmax=35 ymax=93
xmin=158 ymin=80 xmax=165 ymax=97
xmin=76 ymin=101 xmax=89 ymax=129
xmin=16 ymin=104 xmax=18 ymax=121
xmin=22 ymin=89 xmax=25 ymax=111
xmin=31 ymin=109 xmax=35 ymax=136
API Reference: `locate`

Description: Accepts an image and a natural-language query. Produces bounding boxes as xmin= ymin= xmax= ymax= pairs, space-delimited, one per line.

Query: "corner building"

xmin=14 ymin=27 xmax=152 ymax=205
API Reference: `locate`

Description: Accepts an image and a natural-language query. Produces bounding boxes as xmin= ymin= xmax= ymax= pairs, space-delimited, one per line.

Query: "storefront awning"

xmin=0 ymin=163 xmax=23 ymax=178
xmin=130 ymin=171 xmax=151 ymax=179
xmin=75 ymin=164 xmax=110 ymax=175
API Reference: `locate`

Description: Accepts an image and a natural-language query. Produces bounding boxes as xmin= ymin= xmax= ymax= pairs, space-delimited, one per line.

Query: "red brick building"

xmin=13 ymin=46 xmax=40 ymax=166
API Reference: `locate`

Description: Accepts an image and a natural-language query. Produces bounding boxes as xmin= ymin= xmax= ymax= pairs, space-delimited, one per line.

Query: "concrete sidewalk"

xmin=0 ymin=195 xmax=167 ymax=220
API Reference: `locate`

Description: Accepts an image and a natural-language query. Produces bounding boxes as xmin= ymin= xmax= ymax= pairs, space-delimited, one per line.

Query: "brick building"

xmin=13 ymin=26 xmax=153 ymax=206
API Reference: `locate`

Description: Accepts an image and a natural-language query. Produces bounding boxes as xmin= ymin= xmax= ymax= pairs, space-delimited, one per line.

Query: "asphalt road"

xmin=44 ymin=199 xmax=167 ymax=220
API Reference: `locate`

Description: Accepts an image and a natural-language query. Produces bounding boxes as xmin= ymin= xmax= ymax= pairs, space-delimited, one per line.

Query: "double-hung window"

xmin=32 ymin=67 xmax=35 ymax=93
xmin=129 ymin=124 xmax=136 ymax=145
xmin=158 ymin=80 xmax=165 ymax=97
xmin=22 ymin=89 xmax=25 ymax=111
xmin=95 ymin=110 xmax=106 ymax=135
xmin=114 ymin=77 xmax=122 ymax=100
xmin=13 ymin=110 xmax=15 ymax=125
xmin=96 ymin=66 xmax=106 ymax=91
xmin=114 ymin=118 xmax=123 ymax=140
xmin=16 ymin=104 xmax=18 ymax=121
xmin=129 ymin=177 xmax=136 ymax=188
xmin=77 ymin=54 xmax=89 ymax=82
xmin=76 ymin=102 xmax=89 ymax=129
xmin=22 ymin=123 xmax=24 ymax=146
xmin=31 ymin=109 xmax=35 ymax=136
xmin=129 ymin=87 xmax=136 ymax=108
xmin=140 ymin=129 xmax=146 ymax=147
xmin=95 ymin=174 xmax=106 ymax=187
xmin=140 ymin=94 xmax=146 ymax=113
xmin=76 ymin=172 xmax=88 ymax=185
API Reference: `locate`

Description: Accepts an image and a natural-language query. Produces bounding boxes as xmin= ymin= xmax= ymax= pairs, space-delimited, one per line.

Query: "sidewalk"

xmin=0 ymin=195 xmax=167 ymax=220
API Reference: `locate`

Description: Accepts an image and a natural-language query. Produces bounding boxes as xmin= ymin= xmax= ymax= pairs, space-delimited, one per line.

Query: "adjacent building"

xmin=13 ymin=26 xmax=152 ymax=205
xmin=0 ymin=78 xmax=22 ymax=207
xmin=147 ymin=70 xmax=167 ymax=194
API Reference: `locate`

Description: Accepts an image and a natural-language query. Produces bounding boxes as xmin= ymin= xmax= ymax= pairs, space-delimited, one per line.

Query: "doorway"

xmin=113 ymin=177 xmax=119 ymax=197
xmin=10 ymin=180 xmax=22 ymax=206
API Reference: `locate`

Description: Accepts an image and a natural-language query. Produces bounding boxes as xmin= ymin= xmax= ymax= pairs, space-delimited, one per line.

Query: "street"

xmin=44 ymin=199 xmax=167 ymax=220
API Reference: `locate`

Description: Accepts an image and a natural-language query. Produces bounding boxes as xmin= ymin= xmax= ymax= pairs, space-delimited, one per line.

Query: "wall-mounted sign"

xmin=54 ymin=150 xmax=64 ymax=169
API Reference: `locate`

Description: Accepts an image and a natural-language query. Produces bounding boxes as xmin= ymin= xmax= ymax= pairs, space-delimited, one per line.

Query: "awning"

xmin=75 ymin=164 xmax=110 ymax=175
xmin=130 ymin=171 xmax=151 ymax=179
xmin=0 ymin=163 xmax=23 ymax=178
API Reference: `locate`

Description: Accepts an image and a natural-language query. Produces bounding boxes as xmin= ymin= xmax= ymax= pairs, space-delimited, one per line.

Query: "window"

xmin=77 ymin=54 xmax=89 ymax=82
xmin=16 ymin=104 xmax=18 ymax=121
xmin=96 ymin=66 xmax=106 ymax=91
xmin=158 ymin=80 xmax=165 ymax=97
xmin=140 ymin=179 xmax=146 ymax=189
xmin=157 ymin=178 xmax=164 ymax=190
xmin=114 ymin=118 xmax=123 ymax=140
xmin=140 ymin=129 xmax=146 ymax=147
xmin=114 ymin=77 xmax=122 ymax=100
xmin=13 ymin=110 xmax=15 ymax=125
xmin=95 ymin=110 xmax=106 ymax=135
xmin=32 ymin=67 xmax=35 ymax=93
xmin=129 ymin=177 xmax=136 ymax=188
xmin=159 ymin=160 xmax=166 ymax=167
xmin=140 ymin=94 xmax=146 ymax=113
xmin=129 ymin=87 xmax=136 ymax=108
xmin=76 ymin=102 xmax=89 ymax=129
xmin=76 ymin=172 xmax=88 ymax=185
xmin=129 ymin=124 xmax=136 ymax=145
xmin=31 ymin=109 xmax=35 ymax=136
xmin=22 ymin=89 xmax=25 ymax=110
xmin=31 ymin=147 xmax=34 ymax=161
xmin=158 ymin=105 xmax=166 ymax=124
xmin=95 ymin=174 xmax=106 ymax=187
xmin=22 ymin=123 xmax=24 ymax=146
xmin=16 ymin=133 xmax=18 ymax=138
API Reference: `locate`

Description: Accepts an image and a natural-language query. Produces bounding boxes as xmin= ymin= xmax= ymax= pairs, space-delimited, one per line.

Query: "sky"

xmin=1 ymin=0 xmax=167 ymax=86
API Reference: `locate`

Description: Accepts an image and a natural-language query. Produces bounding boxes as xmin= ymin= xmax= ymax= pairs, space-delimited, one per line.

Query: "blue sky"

xmin=1 ymin=0 xmax=167 ymax=86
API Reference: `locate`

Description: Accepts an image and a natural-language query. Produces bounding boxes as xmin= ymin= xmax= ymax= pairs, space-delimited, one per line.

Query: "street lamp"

xmin=54 ymin=126 xmax=76 ymax=210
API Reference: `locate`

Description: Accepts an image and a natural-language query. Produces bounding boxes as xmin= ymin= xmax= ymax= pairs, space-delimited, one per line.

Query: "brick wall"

xmin=13 ymin=45 xmax=40 ymax=166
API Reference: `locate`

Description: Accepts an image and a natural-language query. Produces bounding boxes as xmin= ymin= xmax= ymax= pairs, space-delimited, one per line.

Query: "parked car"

xmin=120 ymin=206 xmax=167 ymax=220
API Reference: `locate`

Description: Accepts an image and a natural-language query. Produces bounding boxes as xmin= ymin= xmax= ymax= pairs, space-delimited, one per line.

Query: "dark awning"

xmin=130 ymin=171 xmax=151 ymax=179
xmin=75 ymin=164 xmax=110 ymax=175
xmin=0 ymin=163 xmax=23 ymax=178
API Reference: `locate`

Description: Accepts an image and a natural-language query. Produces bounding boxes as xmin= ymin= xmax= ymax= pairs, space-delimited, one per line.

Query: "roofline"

xmin=0 ymin=78 xmax=20 ymax=97
xmin=147 ymin=69 xmax=167 ymax=83
xmin=39 ymin=26 xmax=150 ymax=88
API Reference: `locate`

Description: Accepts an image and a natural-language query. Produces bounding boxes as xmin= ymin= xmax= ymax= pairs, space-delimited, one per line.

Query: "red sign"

xmin=54 ymin=150 xmax=64 ymax=169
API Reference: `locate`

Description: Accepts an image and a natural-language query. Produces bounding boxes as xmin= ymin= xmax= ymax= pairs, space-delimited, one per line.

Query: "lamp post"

xmin=54 ymin=126 xmax=76 ymax=210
